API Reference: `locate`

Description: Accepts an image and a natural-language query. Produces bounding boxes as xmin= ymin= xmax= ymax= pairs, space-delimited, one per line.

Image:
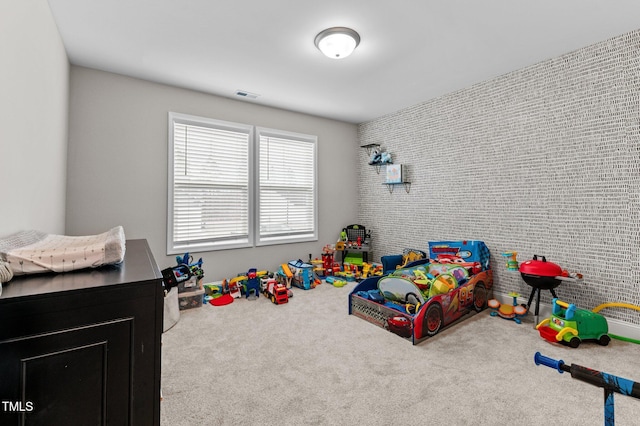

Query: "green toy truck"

xmin=536 ymin=298 xmax=610 ymax=348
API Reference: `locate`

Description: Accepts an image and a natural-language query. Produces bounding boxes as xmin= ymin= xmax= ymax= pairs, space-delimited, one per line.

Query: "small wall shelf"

xmin=360 ymin=143 xmax=380 ymax=156
xmin=383 ymin=181 xmax=411 ymax=193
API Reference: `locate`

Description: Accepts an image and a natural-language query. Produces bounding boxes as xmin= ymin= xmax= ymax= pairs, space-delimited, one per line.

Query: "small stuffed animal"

xmin=368 ymin=148 xmax=382 ymax=165
xmin=380 ymin=151 xmax=392 ymax=164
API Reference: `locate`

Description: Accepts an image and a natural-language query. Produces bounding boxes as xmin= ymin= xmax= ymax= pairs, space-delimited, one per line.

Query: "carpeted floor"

xmin=161 ymin=281 xmax=640 ymax=425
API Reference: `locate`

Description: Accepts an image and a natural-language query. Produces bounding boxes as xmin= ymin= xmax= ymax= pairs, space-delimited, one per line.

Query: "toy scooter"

xmin=534 ymin=352 xmax=640 ymax=426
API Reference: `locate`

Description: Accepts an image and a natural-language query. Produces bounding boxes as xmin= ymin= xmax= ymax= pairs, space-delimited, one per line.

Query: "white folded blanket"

xmin=0 ymin=226 xmax=126 ymax=276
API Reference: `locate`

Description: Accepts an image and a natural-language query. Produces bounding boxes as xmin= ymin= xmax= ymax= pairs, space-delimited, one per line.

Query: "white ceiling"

xmin=47 ymin=0 xmax=640 ymax=124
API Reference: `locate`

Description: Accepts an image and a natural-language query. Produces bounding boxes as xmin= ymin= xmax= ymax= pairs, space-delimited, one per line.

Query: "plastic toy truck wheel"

xmin=472 ymin=282 xmax=487 ymax=312
xmin=598 ymin=335 xmax=611 ymax=346
xmin=425 ymin=304 xmax=443 ymax=337
xmin=569 ymin=336 xmax=581 ymax=348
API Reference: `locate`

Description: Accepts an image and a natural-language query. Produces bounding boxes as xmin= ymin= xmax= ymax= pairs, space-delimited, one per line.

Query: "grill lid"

xmin=519 ymin=255 xmax=564 ymax=277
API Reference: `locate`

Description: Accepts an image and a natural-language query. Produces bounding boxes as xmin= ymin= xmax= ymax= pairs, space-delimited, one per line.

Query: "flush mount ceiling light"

xmin=314 ymin=27 xmax=360 ymax=59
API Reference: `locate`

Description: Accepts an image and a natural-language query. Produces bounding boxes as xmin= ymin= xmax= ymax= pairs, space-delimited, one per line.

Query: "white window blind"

xmin=168 ymin=113 xmax=253 ymax=253
xmin=257 ymin=127 xmax=317 ymax=245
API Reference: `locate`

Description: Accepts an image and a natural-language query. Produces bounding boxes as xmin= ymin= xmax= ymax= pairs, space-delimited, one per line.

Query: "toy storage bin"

xmin=178 ymin=276 xmax=202 ymax=293
xmin=178 ymin=288 xmax=204 ymax=310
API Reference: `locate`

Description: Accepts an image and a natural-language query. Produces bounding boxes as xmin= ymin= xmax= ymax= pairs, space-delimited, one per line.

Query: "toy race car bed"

xmin=349 ymin=240 xmax=493 ymax=345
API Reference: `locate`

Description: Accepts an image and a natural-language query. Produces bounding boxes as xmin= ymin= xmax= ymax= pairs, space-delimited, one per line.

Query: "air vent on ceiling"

xmin=235 ymin=90 xmax=259 ymax=99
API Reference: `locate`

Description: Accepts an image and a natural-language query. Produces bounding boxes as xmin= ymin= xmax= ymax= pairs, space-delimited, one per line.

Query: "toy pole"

xmin=535 ymin=352 xmax=640 ymax=426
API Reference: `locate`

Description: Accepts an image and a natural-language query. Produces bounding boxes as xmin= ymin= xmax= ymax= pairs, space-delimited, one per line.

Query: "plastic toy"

xmin=232 ymin=269 xmax=268 ymax=300
xmin=502 ymin=251 xmax=582 ymax=324
xmin=487 ymin=292 xmax=528 ymax=324
xmin=161 ymin=264 xmax=192 ymax=293
xmin=311 ymin=258 xmax=325 ymax=278
xmin=276 ymin=263 xmax=294 ymax=288
xmin=501 ymin=251 xmax=519 ymax=270
xmin=226 ymin=278 xmax=242 ymax=298
xmin=350 ymin=240 xmax=494 ymax=344
xmin=325 ymin=276 xmax=347 ymax=287
xmin=260 ymin=276 xmax=289 ymax=304
xmin=592 ymin=302 xmax=640 ymax=344
xmin=281 ymin=259 xmax=316 ymax=289
xmin=360 ymin=262 xmax=383 ymax=279
xmin=321 ymin=245 xmax=335 ymax=276
xmin=535 ymin=352 xmax=640 ymax=426
xmin=398 ymin=249 xmax=425 ymax=269
xmin=536 ymin=298 xmax=610 ymax=348
xmin=161 ymin=252 xmax=206 ymax=294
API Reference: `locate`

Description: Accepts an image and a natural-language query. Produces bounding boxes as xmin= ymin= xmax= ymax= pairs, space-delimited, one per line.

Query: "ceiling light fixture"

xmin=314 ymin=27 xmax=360 ymax=59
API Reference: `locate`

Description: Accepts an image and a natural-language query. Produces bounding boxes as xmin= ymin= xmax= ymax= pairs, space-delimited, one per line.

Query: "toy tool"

xmin=534 ymin=352 xmax=640 ymax=426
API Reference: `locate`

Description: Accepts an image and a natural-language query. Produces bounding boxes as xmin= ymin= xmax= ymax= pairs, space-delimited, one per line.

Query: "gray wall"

xmin=0 ymin=0 xmax=69 ymax=237
xmin=358 ymin=29 xmax=640 ymax=326
xmin=67 ymin=67 xmax=359 ymax=279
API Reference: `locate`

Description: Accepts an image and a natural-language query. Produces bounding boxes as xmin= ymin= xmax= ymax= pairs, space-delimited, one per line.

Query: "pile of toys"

xmin=165 ymin=225 xmax=384 ymax=309
xmin=161 ymin=253 xmax=205 ymax=311
xmin=201 ymin=258 xmax=324 ymax=307
xmin=309 ymin=243 xmax=383 ymax=286
xmin=491 ymin=251 xmax=640 ymax=349
xmin=203 ymin=268 xmax=289 ymax=306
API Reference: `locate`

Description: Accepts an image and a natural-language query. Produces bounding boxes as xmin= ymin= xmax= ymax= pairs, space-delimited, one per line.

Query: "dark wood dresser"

xmin=0 ymin=239 xmax=163 ymax=425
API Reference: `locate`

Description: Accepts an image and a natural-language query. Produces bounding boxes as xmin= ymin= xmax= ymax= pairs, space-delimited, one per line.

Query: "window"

xmin=256 ymin=127 xmax=317 ymax=245
xmin=168 ymin=113 xmax=317 ymax=253
xmin=167 ymin=112 xmax=253 ymax=254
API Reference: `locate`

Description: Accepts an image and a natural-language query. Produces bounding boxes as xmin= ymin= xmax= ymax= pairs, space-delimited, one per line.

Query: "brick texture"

xmin=358 ymin=30 xmax=640 ymax=325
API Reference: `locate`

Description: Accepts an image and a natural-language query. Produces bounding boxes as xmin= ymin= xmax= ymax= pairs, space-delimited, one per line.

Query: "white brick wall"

xmin=358 ymin=30 xmax=640 ymax=325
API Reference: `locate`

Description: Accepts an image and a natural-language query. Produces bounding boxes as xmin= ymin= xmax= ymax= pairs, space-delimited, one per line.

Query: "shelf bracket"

xmin=384 ymin=182 xmax=411 ymax=194
xmin=360 ymin=143 xmax=380 ymax=156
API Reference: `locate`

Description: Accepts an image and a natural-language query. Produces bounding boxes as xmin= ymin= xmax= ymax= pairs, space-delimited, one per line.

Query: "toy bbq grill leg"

xmin=526 ymin=287 xmax=537 ymax=322
xmin=526 ymin=287 xmax=542 ymax=325
xmin=535 ymin=288 xmax=542 ymax=324
xmin=526 ymin=287 xmax=536 ymax=308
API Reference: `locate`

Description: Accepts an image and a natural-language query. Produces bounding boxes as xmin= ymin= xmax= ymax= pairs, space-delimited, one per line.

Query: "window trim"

xmin=167 ymin=112 xmax=254 ymax=255
xmin=255 ymin=126 xmax=318 ymax=247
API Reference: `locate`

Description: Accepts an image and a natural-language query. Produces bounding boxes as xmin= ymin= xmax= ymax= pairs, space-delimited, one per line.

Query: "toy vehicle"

xmin=536 ymin=298 xmax=610 ymax=348
xmin=350 ymin=240 xmax=494 ymax=344
xmin=387 ymin=269 xmax=491 ymax=338
xmin=261 ymin=277 xmax=289 ymax=304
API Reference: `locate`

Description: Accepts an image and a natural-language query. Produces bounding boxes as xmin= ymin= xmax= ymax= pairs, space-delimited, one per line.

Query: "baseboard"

xmin=491 ymin=291 xmax=640 ymax=342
